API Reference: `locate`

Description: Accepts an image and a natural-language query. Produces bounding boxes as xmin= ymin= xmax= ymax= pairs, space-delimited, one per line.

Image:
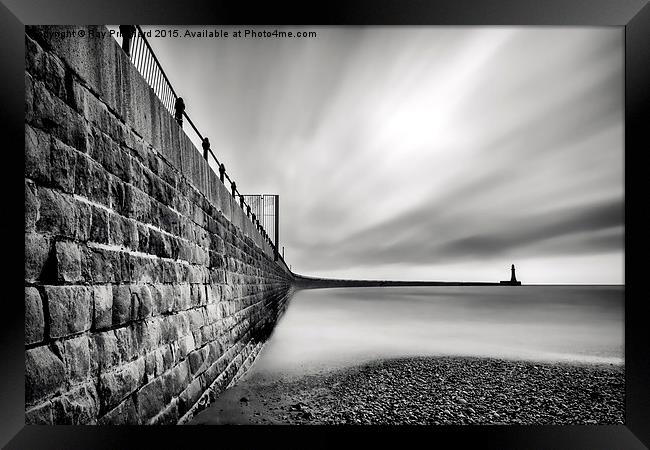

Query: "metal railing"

xmin=121 ymin=25 xmax=286 ymax=264
xmin=243 ymin=194 xmax=279 ymax=253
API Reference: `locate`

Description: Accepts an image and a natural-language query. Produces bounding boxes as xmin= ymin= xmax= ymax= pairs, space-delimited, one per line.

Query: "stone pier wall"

xmin=24 ymin=25 xmax=294 ymax=424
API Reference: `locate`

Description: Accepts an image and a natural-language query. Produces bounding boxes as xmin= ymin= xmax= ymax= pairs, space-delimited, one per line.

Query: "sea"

xmin=244 ymin=285 xmax=624 ymax=380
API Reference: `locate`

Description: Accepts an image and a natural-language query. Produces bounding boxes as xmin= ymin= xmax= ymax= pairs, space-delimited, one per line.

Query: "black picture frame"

xmin=1 ymin=0 xmax=648 ymax=448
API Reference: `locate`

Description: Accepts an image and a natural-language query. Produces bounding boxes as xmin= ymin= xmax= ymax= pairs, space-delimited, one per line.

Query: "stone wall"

xmin=24 ymin=25 xmax=294 ymax=424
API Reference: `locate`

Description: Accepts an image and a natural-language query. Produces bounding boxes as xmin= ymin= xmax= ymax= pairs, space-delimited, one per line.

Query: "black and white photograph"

xmin=23 ymin=22 xmax=628 ymax=429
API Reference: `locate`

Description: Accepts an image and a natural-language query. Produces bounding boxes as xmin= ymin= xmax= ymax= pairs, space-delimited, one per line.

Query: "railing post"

xmin=231 ymin=182 xmax=236 ymax=198
xmin=219 ymin=164 xmax=225 ymax=183
xmin=201 ymin=137 xmax=210 ymax=161
xmin=246 ymin=204 xmax=251 ymax=218
xmin=239 ymin=195 xmax=244 ymax=209
xmin=119 ymin=25 xmax=136 ymax=57
xmin=174 ymin=97 xmax=185 ymax=127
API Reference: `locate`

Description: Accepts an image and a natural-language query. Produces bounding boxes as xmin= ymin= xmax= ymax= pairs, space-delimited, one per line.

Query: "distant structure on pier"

xmin=500 ymin=264 xmax=522 ymax=286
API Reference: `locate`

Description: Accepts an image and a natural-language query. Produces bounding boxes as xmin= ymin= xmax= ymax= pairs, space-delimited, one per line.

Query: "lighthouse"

xmin=500 ymin=264 xmax=522 ymax=286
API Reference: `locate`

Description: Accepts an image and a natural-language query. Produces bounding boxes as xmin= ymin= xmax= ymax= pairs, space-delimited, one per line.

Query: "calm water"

xmin=244 ymin=286 xmax=624 ymax=379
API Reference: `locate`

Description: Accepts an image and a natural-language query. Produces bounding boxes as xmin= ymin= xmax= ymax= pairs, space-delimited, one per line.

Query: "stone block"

xmin=24 ymin=288 xmax=44 ymax=347
xmin=133 ymin=284 xmax=153 ymax=319
xmin=188 ymin=345 xmax=210 ymax=377
xmin=36 ymin=187 xmax=76 ymax=238
xmin=177 ymin=334 xmax=196 ymax=360
xmin=25 ymin=124 xmax=51 ymax=184
xmin=112 ymin=284 xmax=132 ymax=326
xmin=25 ymin=401 xmax=53 ymax=425
xmin=159 ymin=316 xmax=178 ymax=344
xmin=51 ymin=383 xmax=99 ymax=425
xmin=164 ymin=360 xmax=191 ymax=398
xmin=188 ymin=308 xmax=205 ymax=332
xmin=74 ymin=152 xmax=109 ymax=206
xmin=137 ymin=224 xmax=150 ymax=253
xmin=148 ymin=229 xmax=171 ymax=258
xmin=55 ymin=240 xmax=82 ymax=283
xmin=32 ymin=79 xmax=87 ymax=153
xmin=175 ymin=283 xmax=191 ymax=311
xmin=150 ymin=399 xmax=179 ymax=425
xmin=89 ymin=331 xmax=120 ymax=375
xmin=25 ymin=180 xmax=39 ymax=232
xmin=131 ymin=319 xmax=161 ymax=354
xmin=25 ymin=345 xmax=66 ymax=405
xmin=98 ymin=357 xmax=146 ymax=414
xmin=92 ymin=284 xmax=113 ymax=331
xmin=144 ymin=349 xmax=163 ymax=379
xmin=25 ymin=34 xmax=67 ymax=99
xmin=160 ymin=344 xmax=174 ymax=372
xmin=189 ymin=283 xmax=205 ymax=306
xmin=177 ymin=376 xmax=204 ymax=417
xmin=50 ymin=138 xmax=77 ymax=194
xmin=114 ymin=326 xmax=137 ymax=362
xmin=119 ymin=251 xmax=133 ymax=283
xmin=87 ymin=247 xmax=119 ymax=283
xmin=135 ymin=377 xmax=166 ymax=423
xmin=45 ymin=285 xmax=92 ymax=338
xmin=63 ymin=335 xmax=91 ymax=382
xmin=74 ymin=199 xmax=93 ymax=242
xmin=90 ymin=205 xmax=109 ymax=244
xmin=98 ymin=397 xmax=139 ymax=425
xmin=25 ymin=71 xmax=35 ymax=123
xmin=109 ymin=214 xmax=138 ymax=250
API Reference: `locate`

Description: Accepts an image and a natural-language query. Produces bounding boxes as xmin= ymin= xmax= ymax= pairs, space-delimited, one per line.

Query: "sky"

xmin=116 ymin=26 xmax=624 ymax=284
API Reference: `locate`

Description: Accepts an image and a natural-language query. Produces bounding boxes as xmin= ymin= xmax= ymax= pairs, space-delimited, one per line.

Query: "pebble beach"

xmin=189 ymin=356 xmax=625 ymax=425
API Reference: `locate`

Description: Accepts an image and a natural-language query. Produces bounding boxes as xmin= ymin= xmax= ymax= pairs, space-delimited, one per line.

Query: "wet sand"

xmin=189 ymin=356 xmax=624 ymax=425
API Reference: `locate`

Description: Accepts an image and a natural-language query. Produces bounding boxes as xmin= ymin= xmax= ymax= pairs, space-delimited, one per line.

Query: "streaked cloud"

xmin=137 ymin=26 xmax=624 ymax=283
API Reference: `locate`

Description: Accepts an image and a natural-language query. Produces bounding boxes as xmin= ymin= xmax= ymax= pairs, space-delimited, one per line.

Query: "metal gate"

xmin=243 ymin=194 xmax=279 ymax=260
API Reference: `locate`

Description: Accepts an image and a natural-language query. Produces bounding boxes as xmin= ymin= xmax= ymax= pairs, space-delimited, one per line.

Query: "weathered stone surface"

xmin=64 ymin=335 xmax=91 ymax=382
xmin=25 ymin=400 xmax=54 ymax=425
xmin=87 ymin=247 xmax=119 ymax=283
xmin=45 ymin=285 xmax=92 ymax=338
xmin=32 ymin=78 xmax=87 ymax=152
xmin=98 ymin=397 xmax=140 ymax=425
xmin=178 ymin=376 xmax=204 ymax=417
xmin=25 ymin=180 xmax=40 ymax=232
xmin=111 ymin=283 xmax=132 ymax=325
xmin=164 ymin=360 xmax=191 ymax=398
xmin=36 ymin=188 xmax=75 ymax=238
xmin=25 ymin=25 xmax=294 ymax=425
xmin=114 ymin=326 xmax=137 ymax=362
xmin=90 ymin=205 xmax=109 ymax=244
xmin=25 ymin=125 xmax=51 ymax=184
xmin=135 ymin=377 xmax=166 ymax=423
xmin=132 ymin=284 xmax=153 ymax=319
xmin=109 ymin=214 xmax=138 ymax=249
xmin=55 ymin=240 xmax=82 ymax=282
xmin=90 ymin=330 xmax=121 ymax=372
xmin=98 ymin=357 xmax=146 ymax=413
xmin=50 ymin=138 xmax=77 ymax=193
xmin=175 ymin=283 xmax=191 ymax=311
xmin=188 ymin=345 xmax=210 ymax=377
xmin=92 ymin=284 xmax=113 ymax=330
xmin=25 ymin=345 xmax=66 ymax=405
xmin=150 ymin=398 xmax=179 ymax=425
xmin=75 ymin=153 xmax=110 ymax=206
xmin=52 ymin=383 xmax=99 ymax=424
xmin=25 ymin=287 xmax=45 ymax=345
xmin=177 ymin=333 xmax=196 ymax=360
